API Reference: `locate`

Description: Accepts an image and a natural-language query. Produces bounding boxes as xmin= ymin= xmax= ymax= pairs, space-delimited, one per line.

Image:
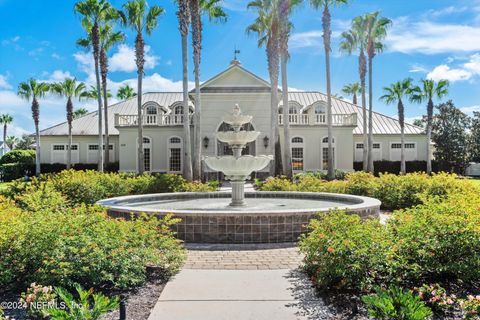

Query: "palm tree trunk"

xmin=352 ymin=93 xmax=357 ymax=105
xmin=367 ymin=56 xmax=374 ymax=173
xmin=92 ymin=22 xmax=104 ymax=172
xmin=281 ymin=54 xmax=292 ymax=178
xmin=323 ymin=5 xmax=334 ymax=180
xmin=399 ymin=100 xmax=406 ymax=175
xmin=268 ymin=35 xmax=281 ymax=176
xmin=32 ymin=98 xmax=41 ymax=176
xmin=3 ymin=124 xmax=6 ymax=153
xmin=100 ymin=48 xmax=110 ymax=166
xmin=193 ymin=54 xmax=201 ymax=180
xmin=360 ymin=49 xmax=368 ymax=171
xmin=67 ymin=97 xmax=73 ymax=169
xmin=181 ymin=32 xmax=193 ymax=181
xmin=426 ymin=98 xmax=434 ymax=174
xmin=136 ymin=33 xmax=145 ymax=174
xmin=191 ymin=0 xmax=202 ymax=181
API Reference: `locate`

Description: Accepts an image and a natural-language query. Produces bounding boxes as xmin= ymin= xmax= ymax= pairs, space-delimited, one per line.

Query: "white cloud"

xmin=51 ymin=53 xmax=62 ymax=60
xmin=109 ymin=44 xmax=159 ymax=72
xmin=427 ymin=64 xmax=472 ymax=82
xmin=74 ymin=51 xmax=95 ymax=74
xmin=426 ymin=53 xmax=480 ymax=82
xmin=426 ymin=6 xmax=468 ymax=18
xmin=290 ymin=30 xmax=323 ymax=49
xmin=386 ymin=16 xmax=480 ymax=54
xmin=0 ymin=75 xmax=12 ymax=90
xmin=409 ymin=64 xmax=428 ymax=73
xmin=41 ymin=70 xmax=74 ymax=83
xmin=461 ymin=105 xmax=480 ymax=115
xmin=109 ymin=73 xmax=193 ymax=93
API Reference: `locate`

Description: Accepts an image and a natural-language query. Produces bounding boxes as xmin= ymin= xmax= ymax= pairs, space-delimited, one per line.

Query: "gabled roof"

xmin=196 ymin=63 xmax=271 ymax=92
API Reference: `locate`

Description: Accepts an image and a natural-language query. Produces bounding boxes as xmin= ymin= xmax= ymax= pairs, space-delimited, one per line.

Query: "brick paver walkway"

xmin=184 ymin=243 xmax=304 ymax=270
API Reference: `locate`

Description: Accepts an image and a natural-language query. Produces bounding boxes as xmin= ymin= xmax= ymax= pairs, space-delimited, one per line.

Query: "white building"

xmin=39 ymin=62 xmax=427 ymax=175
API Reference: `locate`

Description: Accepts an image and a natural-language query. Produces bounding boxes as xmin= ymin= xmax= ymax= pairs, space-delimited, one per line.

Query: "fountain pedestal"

xmin=230 ymin=181 xmax=246 ymax=207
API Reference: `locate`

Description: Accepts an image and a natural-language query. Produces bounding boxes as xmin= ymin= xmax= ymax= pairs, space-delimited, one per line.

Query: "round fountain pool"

xmin=98 ymin=192 xmax=381 ymax=244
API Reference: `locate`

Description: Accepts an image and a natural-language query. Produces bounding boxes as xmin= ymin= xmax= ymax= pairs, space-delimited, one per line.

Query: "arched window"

xmin=143 ymin=137 xmax=151 ymax=144
xmin=168 ymin=136 xmax=183 ymax=173
xmin=141 ymin=136 xmax=152 ymax=172
xmin=315 ymin=104 xmax=325 ymax=114
xmin=321 ymin=136 xmax=336 ymax=171
xmin=289 ymin=105 xmax=298 ymax=114
xmin=170 ymin=137 xmax=181 ymax=144
xmin=145 ymin=105 xmax=157 ymax=115
xmin=291 ymin=136 xmax=304 ymax=171
xmin=174 ymin=105 xmax=184 ymax=115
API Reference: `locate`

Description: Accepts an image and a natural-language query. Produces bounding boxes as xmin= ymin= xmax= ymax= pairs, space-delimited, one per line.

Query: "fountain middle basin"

xmin=98 ymin=192 xmax=381 ymax=243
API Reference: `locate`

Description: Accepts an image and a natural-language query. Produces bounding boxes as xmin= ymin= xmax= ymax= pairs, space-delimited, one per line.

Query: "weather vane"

xmin=234 ymin=46 xmax=240 ymax=61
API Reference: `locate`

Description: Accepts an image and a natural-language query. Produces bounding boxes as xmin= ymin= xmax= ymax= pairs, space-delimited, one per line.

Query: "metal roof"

xmin=40 ymin=92 xmax=185 ymax=136
xmin=286 ymin=91 xmax=424 ymax=135
xmin=40 ymin=91 xmax=423 ymax=136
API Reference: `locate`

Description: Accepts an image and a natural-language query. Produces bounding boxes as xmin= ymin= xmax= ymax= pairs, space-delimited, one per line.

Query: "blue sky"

xmin=1 ymin=0 xmax=480 ymax=135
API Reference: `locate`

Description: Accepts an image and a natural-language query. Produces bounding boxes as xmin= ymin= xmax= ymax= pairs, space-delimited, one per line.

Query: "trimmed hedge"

xmin=258 ymin=172 xmax=476 ymax=210
xmin=2 ymin=170 xmax=218 ymax=206
xmin=0 ymin=150 xmax=36 ymax=181
xmin=354 ymin=160 xmax=439 ymax=176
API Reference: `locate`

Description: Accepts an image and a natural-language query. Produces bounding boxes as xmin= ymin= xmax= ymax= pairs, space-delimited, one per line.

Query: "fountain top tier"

xmin=222 ymin=104 xmax=253 ymax=132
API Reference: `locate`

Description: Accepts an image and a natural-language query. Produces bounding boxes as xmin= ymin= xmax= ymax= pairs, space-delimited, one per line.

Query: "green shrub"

xmin=0 ymin=149 xmax=36 ymax=165
xmin=50 ymin=170 xmax=130 ymax=205
xmin=344 ymin=171 xmax=377 ymax=196
xmin=0 ymin=204 xmax=185 ymax=291
xmin=387 ymin=202 xmax=480 ymax=284
xmin=362 ymin=286 xmax=433 ymax=320
xmin=46 ymin=284 xmax=118 ymax=320
xmin=299 ymin=211 xmax=390 ymax=291
xmin=257 ymin=176 xmax=296 ymax=191
xmin=13 ymin=181 xmax=66 ymax=212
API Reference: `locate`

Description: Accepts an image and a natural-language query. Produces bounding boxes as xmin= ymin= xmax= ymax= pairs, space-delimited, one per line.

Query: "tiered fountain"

xmin=204 ymin=104 xmax=272 ymax=207
xmin=98 ymin=104 xmax=381 ymax=244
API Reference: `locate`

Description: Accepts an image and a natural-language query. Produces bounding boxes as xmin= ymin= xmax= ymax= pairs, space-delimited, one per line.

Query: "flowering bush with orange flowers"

xmin=299 ymin=210 xmax=390 ymax=291
xmin=0 ymin=200 xmax=185 ymax=292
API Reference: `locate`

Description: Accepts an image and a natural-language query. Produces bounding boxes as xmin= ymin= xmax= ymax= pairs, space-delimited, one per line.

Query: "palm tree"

xmin=176 ymin=0 xmax=194 ymax=181
xmin=190 ymin=0 xmax=227 ymax=180
xmin=247 ymin=0 xmax=282 ymax=176
xmin=380 ymin=78 xmax=412 ymax=175
xmin=340 ymin=16 xmax=368 ymax=171
xmin=74 ymin=108 xmax=89 ymax=118
xmin=277 ymin=0 xmax=302 ymax=179
xmin=51 ymin=78 xmax=87 ymax=169
xmin=17 ymin=79 xmax=50 ymax=175
xmin=0 ymin=114 xmax=13 ymax=152
xmin=5 ymin=136 xmax=19 ymax=150
xmin=311 ymin=0 xmax=348 ymax=180
xmin=341 ymin=83 xmax=361 ymax=105
xmin=78 ymin=24 xmax=124 ymax=167
xmin=75 ymin=0 xmax=120 ymax=172
xmin=364 ymin=11 xmax=392 ymax=173
xmin=85 ymin=85 xmax=112 ymax=99
xmin=117 ymin=84 xmax=137 ymax=100
xmin=123 ymin=0 xmax=164 ymax=174
xmin=410 ymin=79 xmax=449 ymax=174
